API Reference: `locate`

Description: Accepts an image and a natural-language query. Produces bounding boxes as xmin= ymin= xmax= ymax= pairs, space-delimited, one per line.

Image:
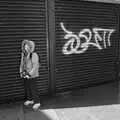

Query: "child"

xmin=20 ymin=40 xmax=40 ymax=110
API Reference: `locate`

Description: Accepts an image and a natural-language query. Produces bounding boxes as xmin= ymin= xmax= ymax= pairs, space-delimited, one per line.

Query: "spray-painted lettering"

xmin=60 ymin=22 xmax=115 ymax=55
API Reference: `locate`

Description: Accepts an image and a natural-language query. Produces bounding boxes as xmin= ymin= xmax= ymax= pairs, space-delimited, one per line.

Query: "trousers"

xmin=23 ymin=77 xmax=39 ymax=103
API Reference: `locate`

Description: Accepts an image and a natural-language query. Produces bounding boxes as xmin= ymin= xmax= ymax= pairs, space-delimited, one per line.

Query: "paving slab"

xmin=40 ymin=109 xmax=60 ymax=120
xmin=54 ymin=104 xmax=120 ymax=120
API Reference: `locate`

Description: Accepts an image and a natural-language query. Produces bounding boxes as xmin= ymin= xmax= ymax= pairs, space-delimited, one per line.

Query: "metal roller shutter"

xmin=55 ymin=0 xmax=119 ymax=92
xmin=0 ymin=0 xmax=49 ymax=102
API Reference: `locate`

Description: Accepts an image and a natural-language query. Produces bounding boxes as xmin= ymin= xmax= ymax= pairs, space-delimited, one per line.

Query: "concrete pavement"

xmin=0 ymin=81 xmax=120 ymax=120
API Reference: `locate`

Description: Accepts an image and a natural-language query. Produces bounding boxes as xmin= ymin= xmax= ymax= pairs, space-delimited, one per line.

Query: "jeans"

xmin=23 ymin=77 xmax=39 ymax=103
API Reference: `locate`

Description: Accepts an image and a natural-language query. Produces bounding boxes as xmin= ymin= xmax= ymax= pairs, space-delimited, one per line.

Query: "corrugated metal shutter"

xmin=0 ymin=0 xmax=49 ymax=102
xmin=55 ymin=0 xmax=118 ymax=92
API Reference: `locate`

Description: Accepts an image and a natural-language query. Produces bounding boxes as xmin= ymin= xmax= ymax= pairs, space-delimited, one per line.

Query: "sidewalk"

xmin=0 ymin=81 xmax=120 ymax=120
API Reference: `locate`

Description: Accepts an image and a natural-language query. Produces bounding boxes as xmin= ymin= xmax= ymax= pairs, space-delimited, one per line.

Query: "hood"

xmin=22 ymin=40 xmax=35 ymax=53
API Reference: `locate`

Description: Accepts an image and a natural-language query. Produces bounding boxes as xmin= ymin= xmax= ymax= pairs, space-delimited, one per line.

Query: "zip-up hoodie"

xmin=20 ymin=40 xmax=39 ymax=78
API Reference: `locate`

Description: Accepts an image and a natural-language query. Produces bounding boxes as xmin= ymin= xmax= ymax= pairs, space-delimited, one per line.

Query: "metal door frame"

xmin=47 ymin=0 xmax=56 ymax=94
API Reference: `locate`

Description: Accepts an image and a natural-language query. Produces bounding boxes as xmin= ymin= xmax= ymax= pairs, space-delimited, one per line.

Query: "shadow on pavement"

xmin=0 ymin=103 xmax=54 ymax=120
xmin=23 ymin=108 xmax=54 ymax=120
xmin=41 ymin=81 xmax=119 ymax=110
xmin=0 ymin=81 xmax=119 ymax=120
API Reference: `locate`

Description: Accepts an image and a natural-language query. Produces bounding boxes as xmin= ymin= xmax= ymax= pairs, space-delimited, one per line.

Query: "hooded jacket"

xmin=20 ymin=40 xmax=39 ymax=78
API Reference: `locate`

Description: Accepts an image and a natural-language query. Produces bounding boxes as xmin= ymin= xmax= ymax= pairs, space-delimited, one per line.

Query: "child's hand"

xmin=24 ymin=75 xmax=30 ymax=79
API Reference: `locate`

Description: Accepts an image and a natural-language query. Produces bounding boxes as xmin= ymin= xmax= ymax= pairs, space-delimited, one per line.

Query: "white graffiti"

xmin=60 ymin=22 xmax=115 ymax=55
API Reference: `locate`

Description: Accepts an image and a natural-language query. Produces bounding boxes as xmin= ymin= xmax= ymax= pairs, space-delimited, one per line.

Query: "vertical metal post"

xmin=47 ymin=0 xmax=56 ymax=93
xmin=115 ymin=5 xmax=120 ymax=81
xmin=117 ymin=15 xmax=120 ymax=81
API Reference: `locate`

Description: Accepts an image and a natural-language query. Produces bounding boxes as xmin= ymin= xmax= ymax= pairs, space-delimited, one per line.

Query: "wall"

xmin=85 ymin=0 xmax=120 ymax=4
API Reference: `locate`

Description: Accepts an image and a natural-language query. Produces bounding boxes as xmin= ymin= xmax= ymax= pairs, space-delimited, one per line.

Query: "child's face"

xmin=24 ymin=44 xmax=30 ymax=53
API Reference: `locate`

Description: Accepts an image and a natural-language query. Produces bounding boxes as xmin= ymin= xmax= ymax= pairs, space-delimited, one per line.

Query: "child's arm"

xmin=20 ymin=53 xmax=24 ymax=77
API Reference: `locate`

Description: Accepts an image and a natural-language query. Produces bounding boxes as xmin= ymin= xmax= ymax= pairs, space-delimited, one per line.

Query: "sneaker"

xmin=24 ymin=100 xmax=34 ymax=106
xmin=33 ymin=103 xmax=41 ymax=110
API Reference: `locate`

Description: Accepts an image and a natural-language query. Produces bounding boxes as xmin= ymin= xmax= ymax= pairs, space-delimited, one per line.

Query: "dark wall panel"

xmin=55 ymin=0 xmax=118 ymax=92
xmin=0 ymin=0 xmax=49 ymax=101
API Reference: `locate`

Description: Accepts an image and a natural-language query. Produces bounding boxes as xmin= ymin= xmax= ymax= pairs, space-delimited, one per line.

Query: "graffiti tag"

xmin=60 ymin=22 xmax=115 ymax=55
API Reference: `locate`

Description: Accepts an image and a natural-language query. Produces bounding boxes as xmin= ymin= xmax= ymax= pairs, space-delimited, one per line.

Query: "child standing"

xmin=20 ymin=40 xmax=40 ymax=110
